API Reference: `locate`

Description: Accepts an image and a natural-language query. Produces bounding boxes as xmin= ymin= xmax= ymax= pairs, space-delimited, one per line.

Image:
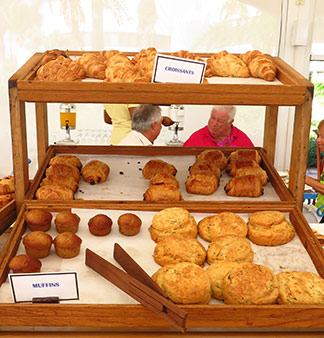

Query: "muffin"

xmin=22 ymin=231 xmax=53 ymax=259
xmin=117 ymin=213 xmax=142 ymax=236
xmin=25 ymin=209 xmax=52 ymax=232
xmin=55 ymin=210 xmax=81 ymax=233
xmin=9 ymin=254 xmax=42 ymax=273
xmin=88 ymin=214 xmax=113 ymax=236
xmin=53 ymin=232 xmax=82 ymax=258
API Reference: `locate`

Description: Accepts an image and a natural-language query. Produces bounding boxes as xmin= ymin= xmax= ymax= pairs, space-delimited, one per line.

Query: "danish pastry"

xmin=40 ymin=175 xmax=79 ymax=193
xmin=224 ymin=175 xmax=264 ymax=197
xmin=49 ymin=155 xmax=82 ymax=170
xmin=35 ymin=185 xmax=74 ymax=200
xmin=143 ymin=184 xmax=182 ymax=202
xmin=185 ymin=170 xmax=219 ymax=195
xmin=235 ymin=166 xmax=268 ymax=185
xmin=142 ymin=159 xmax=177 ymax=179
xmin=149 ymin=172 xmax=179 ymax=189
xmin=196 ymin=149 xmax=227 ymax=170
xmin=0 ymin=175 xmax=15 ymax=194
xmin=226 ymin=159 xmax=259 ymax=176
xmin=189 ymin=160 xmax=221 ymax=179
xmin=228 ymin=149 xmax=261 ymax=164
xmin=46 ymin=163 xmax=80 ymax=182
xmin=81 ymin=160 xmax=110 ymax=185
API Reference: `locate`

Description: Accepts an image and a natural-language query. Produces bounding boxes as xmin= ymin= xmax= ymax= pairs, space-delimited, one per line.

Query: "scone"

xmin=143 ymin=184 xmax=183 ymax=202
xmin=196 ymin=149 xmax=227 ymax=170
xmin=149 ymin=207 xmax=197 ymax=242
xmin=142 ymin=159 xmax=177 ymax=179
xmin=247 ymin=211 xmax=295 ymax=246
xmin=152 ymin=262 xmax=211 ymax=304
xmin=55 ymin=210 xmax=81 ymax=233
xmin=81 ymin=160 xmax=110 ymax=185
xmin=185 ymin=170 xmax=219 ymax=195
xmin=49 ymin=155 xmax=82 ymax=170
xmin=198 ymin=212 xmax=247 ymax=242
xmin=206 ymin=235 xmax=254 ymax=264
xmin=88 ymin=214 xmax=113 ymax=236
xmin=53 ymin=232 xmax=82 ymax=258
xmin=153 ymin=235 xmax=206 ymax=267
xmin=25 ymin=209 xmax=52 ymax=232
xmin=222 ymin=263 xmax=279 ymax=304
xmin=22 ymin=231 xmax=53 ymax=259
xmin=118 ymin=213 xmax=142 ymax=236
xmin=9 ymin=254 xmax=42 ymax=273
xmin=207 ymin=261 xmax=240 ymax=300
xmin=277 ymin=271 xmax=324 ymax=305
xmin=189 ymin=160 xmax=221 ymax=179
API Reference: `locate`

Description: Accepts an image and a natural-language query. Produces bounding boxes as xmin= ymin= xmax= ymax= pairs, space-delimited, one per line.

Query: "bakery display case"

xmin=2 ymin=50 xmax=320 ymax=335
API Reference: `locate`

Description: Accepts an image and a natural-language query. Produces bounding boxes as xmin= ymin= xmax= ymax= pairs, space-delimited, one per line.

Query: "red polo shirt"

xmin=183 ymin=125 xmax=254 ymax=147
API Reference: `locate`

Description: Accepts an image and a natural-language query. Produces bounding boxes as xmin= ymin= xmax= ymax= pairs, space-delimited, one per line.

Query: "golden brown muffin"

xmin=206 ymin=235 xmax=254 ymax=264
xmin=222 ymin=263 xmax=279 ymax=305
xmin=55 ymin=210 xmax=81 ymax=233
xmin=198 ymin=212 xmax=247 ymax=242
xmin=25 ymin=209 xmax=53 ymax=232
xmin=228 ymin=149 xmax=261 ymax=164
xmin=53 ymin=232 xmax=82 ymax=258
xmin=153 ymin=235 xmax=206 ymax=267
xmin=277 ymin=271 xmax=324 ymax=305
xmin=149 ymin=172 xmax=179 ymax=189
xmin=142 ymin=159 xmax=177 ymax=179
xmin=152 ymin=262 xmax=211 ymax=304
xmin=46 ymin=163 xmax=80 ymax=182
xmin=143 ymin=184 xmax=183 ymax=202
xmin=117 ymin=213 xmax=142 ymax=236
xmin=189 ymin=160 xmax=221 ymax=179
xmin=235 ymin=166 xmax=268 ymax=185
xmin=207 ymin=261 xmax=240 ymax=300
xmin=35 ymin=185 xmax=74 ymax=201
xmin=185 ymin=170 xmax=219 ymax=195
xmin=81 ymin=160 xmax=110 ymax=185
xmin=247 ymin=211 xmax=295 ymax=246
xmin=196 ymin=149 xmax=227 ymax=170
xmin=49 ymin=154 xmax=82 ymax=170
xmin=22 ymin=231 xmax=53 ymax=259
xmin=88 ymin=214 xmax=113 ymax=236
xmin=9 ymin=254 xmax=42 ymax=273
xmin=40 ymin=175 xmax=79 ymax=193
xmin=149 ymin=207 xmax=197 ymax=242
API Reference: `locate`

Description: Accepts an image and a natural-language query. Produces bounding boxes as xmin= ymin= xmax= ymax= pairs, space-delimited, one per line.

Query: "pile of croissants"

xmin=36 ymin=48 xmax=277 ymax=83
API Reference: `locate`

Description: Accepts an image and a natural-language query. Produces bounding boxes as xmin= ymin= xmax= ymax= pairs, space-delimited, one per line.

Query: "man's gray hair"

xmin=132 ymin=104 xmax=162 ymax=132
xmin=212 ymin=105 xmax=236 ymax=122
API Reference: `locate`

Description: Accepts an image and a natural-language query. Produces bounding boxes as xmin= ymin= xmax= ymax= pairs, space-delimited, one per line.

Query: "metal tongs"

xmin=85 ymin=244 xmax=188 ymax=332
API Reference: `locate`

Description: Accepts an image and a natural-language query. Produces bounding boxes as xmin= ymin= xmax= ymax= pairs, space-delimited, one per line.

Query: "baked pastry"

xmin=198 ymin=212 xmax=247 ymax=242
xmin=40 ymin=49 xmax=69 ymax=65
xmin=235 ymin=166 xmax=268 ymax=186
xmin=206 ymin=235 xmax=254 ymax=264
xmin=224 ymin=175 xmax=264 ymax=197
xmin=35 ymin=185 xmax=74 ymax=200
xmin=0 ymin=194 xmax=14 ymax=209
xmin=207 ymin=261 xmax=240 ymax=300
xmin=49 ymin=155 xmax=82 ymax=170
xmin=185 ymin=170 xmax=219 ymax=195
xmin=55 ymin=210 xmax=81 ymax=233
xmin=88 ymin=214 xmax=113 ymax=236
xmin=142 ymin=159 xmax=177 ymax=179
xmin=222 ymin=263 xmax=279 ymax=304
xmin=25 ymin=208 xmax=52 ymax=232
xmin=196 ymin=149 xmax=227 ymax=170
xmin=228 ymin=149 xmax=261 ymax=164
xmin=247 ymin=211 xmax=295 ymax=246
xmin=149 ymin=207 xmax=197 ymax=242
xmin=53 ymin=232 xmax=82 ymax=258
xmin=189 ymin=160 xmax=221 ymax=179
xmin=46 ymin=163 xmax=80 ymax=182
xmin=152 ymin=262 xmax=211 ymax=304
xmin=143 ymin=184 xmax=183 ymax=202
xmin=226 ymin=159 xmax=259 ymax=176
xmin=40 ymin=175 xmax=79 ymax=193
xmin=9 ymin=254 xmax=42 ymax=273
xmin=149 ymin=172 xmax=179 ymax=189
xmin=117 ymin=213 xmax=142 ymax=236
xmin=78 ymin=52 xmax=106 ymax=79
xmin=153 ymin=235 xmax=206 ymax=267
xmin=22 ymin=231 xmax=53 ymax=259
xmin=277 ymin=271 xmax=324 ymax=305
xmin=81 ymin=160 xmax=110 ymax=185
xmin=0 ymin=175 xmax=15 ymax=194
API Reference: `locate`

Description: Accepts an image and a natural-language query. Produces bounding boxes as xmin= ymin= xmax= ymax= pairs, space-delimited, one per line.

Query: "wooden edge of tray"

xmin=0 ymin=200 xmax=16 ymax=235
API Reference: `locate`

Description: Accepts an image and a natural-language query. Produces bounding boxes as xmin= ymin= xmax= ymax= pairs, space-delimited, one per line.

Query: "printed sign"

xmin=9 ymin=272 xmax=79 ymax=303
xmin=152 ymin=54 xmax=206 ymax=84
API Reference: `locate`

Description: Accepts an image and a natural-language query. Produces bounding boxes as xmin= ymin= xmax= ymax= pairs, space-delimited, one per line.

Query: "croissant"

xmin=49 ymin=155 xmax=82 ymax=170
xmin=207 ymin=51 xmax=250 ymax=78
xmin=81 ymin=160 xmax=110 ymax=185
xmin=41 ymin=49 xmax=69 ymax=65
xmin=240 ymin=50 xmax=276 ymax=81
xmin=35 ymin=185 xmax=74 ymax=200
xmin=150 ymin=173 xmax=179 ymax=189
xmin=46 ymin=163 xmax=80 ymax=182
xmin=132 ymin=47 xmax=157 ymax=79
xmin=186 ymin=170 xmax=219 ymax=195
xmin=224 ymin=175 xmax=263 ymax=197
xmin=142 ymin=159 xmax=177 ymax=179
xmin=189 ymin=160 xmax=221 ymax=179
xmin=226 ymin=159 xmax=259 ymax=177
xmin=196 ymin=149 xmax=227 ymax=170
xmin=228 ymin=149 xmax=261 ymax=164
xmin=78 ymin=53 xmax=106 ymax=79
xmin=143 ymin=184 xmax=183 ymax=202
xmin=235 ymin=167 xmax=268 ymax=186
xmin=40 ymin=175 xmax=79 ymax=193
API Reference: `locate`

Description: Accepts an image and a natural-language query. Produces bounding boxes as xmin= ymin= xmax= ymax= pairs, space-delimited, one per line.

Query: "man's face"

xmin=317 ymin=125 xmax=324 ymax=152
xmin=208 ymin=109 xmax=233 ymax=139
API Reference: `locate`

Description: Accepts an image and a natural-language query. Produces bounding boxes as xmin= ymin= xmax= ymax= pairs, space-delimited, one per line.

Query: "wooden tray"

xmin=0 ymin=200 xmax=16 ymax=235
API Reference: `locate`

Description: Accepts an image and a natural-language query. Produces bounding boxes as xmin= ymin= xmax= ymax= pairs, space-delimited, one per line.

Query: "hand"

xmin=162 ymin=116 xmax=175 ymax=127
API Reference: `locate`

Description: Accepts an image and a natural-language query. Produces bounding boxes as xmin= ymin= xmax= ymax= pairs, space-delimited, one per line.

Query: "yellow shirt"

xmin=103 ymin=104 xmax=138 ymax=145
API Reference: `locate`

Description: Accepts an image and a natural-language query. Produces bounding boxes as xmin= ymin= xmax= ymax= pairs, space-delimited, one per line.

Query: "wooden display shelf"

xmin=8 ymin=51 xmax=313 ymax=211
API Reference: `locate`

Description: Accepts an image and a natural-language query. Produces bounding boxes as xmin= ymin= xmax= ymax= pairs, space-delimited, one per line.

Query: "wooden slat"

xmin=35 ymin=102 xmax=49 ymax=168
xmin=263 ymin=106 xmax=278 ymax=165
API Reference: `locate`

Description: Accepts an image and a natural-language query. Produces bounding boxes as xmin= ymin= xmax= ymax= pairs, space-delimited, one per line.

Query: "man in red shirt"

xmin=183 ymin=105 xmax=254 ymax=147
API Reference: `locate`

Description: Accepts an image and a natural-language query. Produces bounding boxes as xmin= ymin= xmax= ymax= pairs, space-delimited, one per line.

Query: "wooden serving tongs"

xmin=85 ymin=244 xmax=188 ymax=332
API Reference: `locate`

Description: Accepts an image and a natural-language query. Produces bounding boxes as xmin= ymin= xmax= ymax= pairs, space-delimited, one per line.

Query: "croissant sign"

xmin=152 ymin=54 xmax=206 ymax=84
